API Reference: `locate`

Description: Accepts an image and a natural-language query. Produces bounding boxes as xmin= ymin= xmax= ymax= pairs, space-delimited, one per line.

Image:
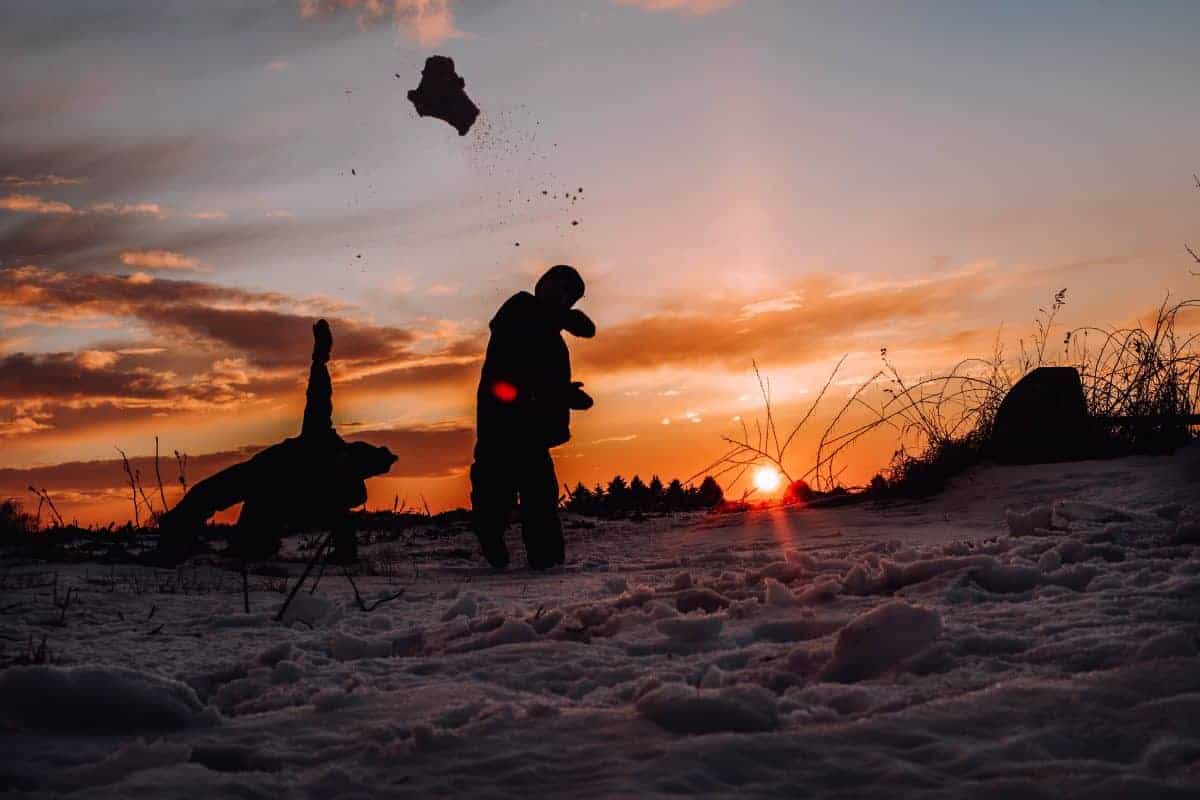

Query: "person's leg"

xmin=518 ymin=448 xmax=564 ymax=570
xmin=470 ymin=447 xmax=515 ymax=569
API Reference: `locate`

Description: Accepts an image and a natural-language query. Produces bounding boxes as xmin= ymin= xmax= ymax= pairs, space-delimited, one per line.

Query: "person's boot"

xmin=475 ymin=532 xmax=510 ymax=570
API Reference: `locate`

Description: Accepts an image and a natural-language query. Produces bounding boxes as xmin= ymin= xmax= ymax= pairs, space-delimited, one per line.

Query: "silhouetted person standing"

xmin=151 ymin=320 xmax=396 ymax=566
xmin=473 ymin=265 xmax=595 ymax=570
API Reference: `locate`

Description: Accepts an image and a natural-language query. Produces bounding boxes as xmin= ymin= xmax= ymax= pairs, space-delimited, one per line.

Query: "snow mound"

xmin=762 ymin=577 xmax=797 ymax=607
xmin=636 ymin=683 xmax=779 ymax=734
xmin=0 ymin=665 xmax=210 ymax=732
xmin=1174 ymin=504 xmax=1200 ymax=544
xmin=483 ymin=619 xmax=538 ymax=647
xmin=974 ymin=562 xmax=1040 ymax=594
xmin=330 ymin=630 xmax=393 ymax=661
xmin=603 ymin=576 xmax=628 ymax=595
xmin=820 ymin=600 xmax=943 ymax=683
xmin=795 ymin=578 xmax=842 ymax=604
xmin=449 ymin=619 xmax=539 ymax=652
xmin=657 ymin=615 xmax=724 ymax=643
xmin=277 ymin=592 xmax=338 ymax=626
xmin=53 ymin=740 xmax=192 ymax=791
xmin=675 ymin=588 xmax=730 ymax=613
xmin=442 ymin=592 xmax=478 ymax=621
xmin=1006 ymin=504 xmax=1052 ymax=536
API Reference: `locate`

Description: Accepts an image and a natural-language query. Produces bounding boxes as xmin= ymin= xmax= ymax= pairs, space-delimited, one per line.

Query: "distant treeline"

xmin=563 ymin=475 xmax=724 ymax=517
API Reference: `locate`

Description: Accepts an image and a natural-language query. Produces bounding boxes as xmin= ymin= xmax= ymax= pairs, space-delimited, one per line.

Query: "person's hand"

xmin=569 ymin=381 xmax=594 ymax=410
xmin=313 ymin=319 xmax=332 ymax=363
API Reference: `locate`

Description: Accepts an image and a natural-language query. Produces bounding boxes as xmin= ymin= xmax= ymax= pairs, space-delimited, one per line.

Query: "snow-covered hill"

xmin=2 ymin=444 xmax=1198 ymax=798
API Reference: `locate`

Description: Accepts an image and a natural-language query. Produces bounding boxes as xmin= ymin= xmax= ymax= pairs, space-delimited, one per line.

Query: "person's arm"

xmin=301 ymin=320 xmax=334 ymax=437
xmin=562 ymin=308 xmax=595 ymax=338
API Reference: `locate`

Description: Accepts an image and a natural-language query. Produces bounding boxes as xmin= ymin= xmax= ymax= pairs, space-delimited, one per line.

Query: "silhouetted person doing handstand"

xmin=472 ymin=264 xmax=595 ymax=569
xmin=153 ymin=320 xmax=396 ymax=565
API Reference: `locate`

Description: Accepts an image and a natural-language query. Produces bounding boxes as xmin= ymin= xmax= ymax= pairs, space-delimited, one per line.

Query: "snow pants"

xmin=470 ymin=443 xmax=563 ymax=570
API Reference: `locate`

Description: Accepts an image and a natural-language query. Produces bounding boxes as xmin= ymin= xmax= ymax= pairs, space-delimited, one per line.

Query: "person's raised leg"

xmin=470 ymin=452 xmax=514 ymax=569
xmin=519 ymin=448 xmax=564 ymax=570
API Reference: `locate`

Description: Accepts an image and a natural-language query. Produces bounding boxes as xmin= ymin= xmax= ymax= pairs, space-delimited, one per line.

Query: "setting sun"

xmin=753 ymin=465 xmax=782 ymax=494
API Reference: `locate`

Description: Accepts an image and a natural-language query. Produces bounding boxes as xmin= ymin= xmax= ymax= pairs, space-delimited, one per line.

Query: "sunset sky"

xmin=2 ymin=0 xmax=1198 ymax=524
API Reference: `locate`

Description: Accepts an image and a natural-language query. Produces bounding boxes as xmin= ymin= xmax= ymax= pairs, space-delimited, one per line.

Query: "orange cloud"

xmin=87 ymin=201 xmax=166 ymax=218
xmin=118 ymin=249 xmax=204 ymax=271
xmin=612 ymin=0 xmax=742 ymax=14
xmin=0 ymin=195 xmax=168 ymax=218
xmin=577 ymin=266 xmax=998 ymax=375
xmin=1 ymin=174 xmax=85 ymax=188
xmin=0 ymin=193 xmax=74 ymax=215
xmin=299 ymin=0 xmax=464 ymax=46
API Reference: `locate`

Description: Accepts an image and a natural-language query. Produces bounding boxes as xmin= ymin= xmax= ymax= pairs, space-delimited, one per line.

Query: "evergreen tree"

xmin=665 ymin=478 xmax=686 ymax=510
xmin=567 ymin=482 xmax=594 ymax=514
xmin=605 ymin=475 xmax=630 ymax=513
xmin=628 ymin=475 xmax=651 ymax=511
xmin=649 ymin=475 xmax=665 ymax=501
xmin=696 ymin=475 xmax=724 ymax=508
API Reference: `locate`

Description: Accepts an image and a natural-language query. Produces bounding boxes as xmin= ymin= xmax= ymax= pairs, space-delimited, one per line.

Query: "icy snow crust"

xmin=2 ymin=446 xmax=1199 ymax=797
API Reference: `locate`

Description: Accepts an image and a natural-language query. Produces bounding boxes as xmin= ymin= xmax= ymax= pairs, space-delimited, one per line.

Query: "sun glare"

xmin=753 ymin=465 xmax=782 ymax=494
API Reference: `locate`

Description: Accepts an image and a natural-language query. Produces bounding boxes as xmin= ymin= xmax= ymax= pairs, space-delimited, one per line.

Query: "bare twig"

xmin=26 ymin=486 xmax=64 ymax=528
xmin=274 ymin=530 xmax=333 ymax=622
xmin=116 ymin=447 xmax=140 ymax=528
xmin=342 ymin=567 xmax=405 ymax=612
xmin=174 ymin=450 xmax=189 ymax=496
xmin=154 ymin=436 xmax=168 ymax=512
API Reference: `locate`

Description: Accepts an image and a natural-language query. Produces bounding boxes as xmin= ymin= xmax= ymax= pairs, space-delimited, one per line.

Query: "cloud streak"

xmin=298 ymin=0 xmax=465 ymax=46
xmin=578 ymin=266 xmax=998 ymax=375
xmin=612 ymin=0 xmax=743 ymax=14
xmin=118 ymin=249 xmax=205 ymax=271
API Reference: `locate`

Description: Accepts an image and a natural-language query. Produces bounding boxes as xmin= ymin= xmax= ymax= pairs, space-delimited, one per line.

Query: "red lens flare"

xmin=491 ymin=380 xmax=518 ymax=403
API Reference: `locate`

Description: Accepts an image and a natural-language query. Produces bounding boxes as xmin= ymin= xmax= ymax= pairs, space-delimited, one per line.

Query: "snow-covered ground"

xmin=3 ymin=445 xmax=1199 ymax=798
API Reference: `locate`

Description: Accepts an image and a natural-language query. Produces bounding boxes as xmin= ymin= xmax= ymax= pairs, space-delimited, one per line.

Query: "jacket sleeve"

xmin=562 ymin=309 xmax=595 ymax=339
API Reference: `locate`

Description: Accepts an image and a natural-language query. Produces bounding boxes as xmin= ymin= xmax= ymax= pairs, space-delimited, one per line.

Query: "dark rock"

xmin=406 ymin=55 xmax=479 ymax=136
xmin=987 ymin=366 xmax=1092 ymax=464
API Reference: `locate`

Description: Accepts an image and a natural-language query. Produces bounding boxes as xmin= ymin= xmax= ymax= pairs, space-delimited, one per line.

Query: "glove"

xmin=312 ymin=319 xmax=332 ymax=363
xmin=568 ymin=381 xmax=594 ymax=410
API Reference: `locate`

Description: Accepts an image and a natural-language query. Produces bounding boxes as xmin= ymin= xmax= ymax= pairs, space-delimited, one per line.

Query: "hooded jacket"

xmin=476 ymin=291 xmax=594 ymax=449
